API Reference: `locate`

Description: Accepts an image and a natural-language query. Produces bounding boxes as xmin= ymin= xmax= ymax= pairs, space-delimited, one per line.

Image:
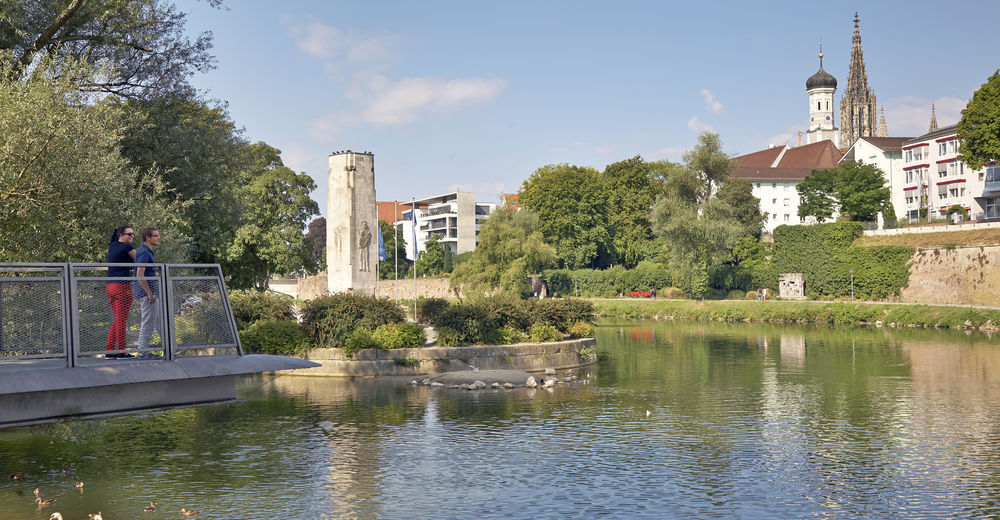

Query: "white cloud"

xmin=286 ymin=21 xmax=341 ymax=59
xmin=701 ymin=89 xmax=724 ymax=114
xmin=883 ymin=96 xmax=966 ymax=137
xmin=687 ymin=116 xmax=713 ymax=134
xmin=363 ymin=77 xmax=507 ymax=125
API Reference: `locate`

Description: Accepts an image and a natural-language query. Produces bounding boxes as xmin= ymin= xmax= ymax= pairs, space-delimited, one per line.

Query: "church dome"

xmin=806 ymin=52 xmax=837 ymax=91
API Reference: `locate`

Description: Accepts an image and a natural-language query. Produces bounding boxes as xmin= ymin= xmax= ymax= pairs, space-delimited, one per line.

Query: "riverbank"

xmin=592 ymin=299 xmax=1000 ymax=331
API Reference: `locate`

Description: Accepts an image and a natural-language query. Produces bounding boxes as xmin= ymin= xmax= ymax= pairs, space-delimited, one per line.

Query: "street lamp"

xmin=850 ymin=268 xmax=855 ymax=302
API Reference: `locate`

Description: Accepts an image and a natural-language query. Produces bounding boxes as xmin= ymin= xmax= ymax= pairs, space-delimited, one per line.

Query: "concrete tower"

xmin=327 ymin=151 xmax=377 ymax=295
xmin=839 ymin=13 xmax=879 ymax=149
xmin=805 ymin=44 xmax=840 ymax=146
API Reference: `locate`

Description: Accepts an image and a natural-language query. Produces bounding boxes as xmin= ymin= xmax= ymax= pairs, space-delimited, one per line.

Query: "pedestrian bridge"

xmin=0 ymin=263 xmax=317 ymax=428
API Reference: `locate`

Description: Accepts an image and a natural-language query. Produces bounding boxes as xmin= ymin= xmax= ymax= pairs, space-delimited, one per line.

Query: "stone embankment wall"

xmin=295 ymin=273 xmax=455 ymax=301
xmin=901 ymin=245 xmax=1000 ymax=306
xmin=286 ymin=338 xmax=597 ymax=377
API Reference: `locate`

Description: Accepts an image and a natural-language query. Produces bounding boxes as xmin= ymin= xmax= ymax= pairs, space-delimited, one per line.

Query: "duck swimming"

xmin=35 ymin=497 xmax=57 ymax=507
xmin=144 ymin=501 xmax=157 ymax=512
xmin=181 ymin=507 xmax=200 ymax=516
xmin=48 ymin=514 xmax=63 ymax=520
xmin=75 ymin=481 xmax=85 ymax=488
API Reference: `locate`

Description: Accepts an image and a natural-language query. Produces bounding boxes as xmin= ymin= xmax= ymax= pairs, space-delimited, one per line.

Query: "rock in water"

xmin=545 ymin=368 xmax=557 ymax=375
xmin=526 ymin=376 xmax=538 ymax=388
xmin=542 ymin=378 xmax=556 ymax=388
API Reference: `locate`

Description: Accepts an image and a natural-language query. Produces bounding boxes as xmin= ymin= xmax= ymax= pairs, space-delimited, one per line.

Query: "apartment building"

xmin=901 ymin=125 xmax=999 ymax=221
xmin=396 ymin=192 xmax=497 ymax=260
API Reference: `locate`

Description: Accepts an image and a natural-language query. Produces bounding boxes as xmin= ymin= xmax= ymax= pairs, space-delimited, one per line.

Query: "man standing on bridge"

xmin=135 ymin=227 xmax=162 ymax=354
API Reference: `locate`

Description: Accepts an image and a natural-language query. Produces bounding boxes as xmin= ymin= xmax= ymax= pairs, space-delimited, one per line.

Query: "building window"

xmin=939 ymin=142 xmax=947 ymax=155
xmin=784 ymin=214 xmax=790 ymax=222
xmin=772 ymin=198 xmax=777 ymax=204
xmin=772 ymin=213 xmax=778 ymax=221
xmin=986 ymin=197 xmax=1000 ymax=219
xmin=783 ymin=198 xmax=789 ymax=206
xmin=826 ymin=101 xmax=829 ymax=110
xmin=939 ymin=168 xmax=948 ymax=178
xmin=756 ymin=182 xmax=760 ymax=188
xmin=818 ymin=102 xmax=821 ymax=110
xmin=772 ymin=183 xmax=777 ymax=188
xmin=906 ymin=149 xmax=912 ymax=162
xmin=950 ymin=140 xmax=959 ymax=153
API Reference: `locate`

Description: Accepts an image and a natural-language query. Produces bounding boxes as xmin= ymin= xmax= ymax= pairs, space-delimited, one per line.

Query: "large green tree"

xmin=797 ymin=162 xmax=890 ymax=222
xmin=958 ymin=70 xmax=1000 ymax=170
xmin=650 ymin=132 xmax=746 ymax=298
xmin=602 ymin=156 xmax=654 ymax=268
xmin=715 ymin=177 xmax=765 ymax=237
xmin=224 ymin=143 xmax=319 ymax=290
xmin=450 ymin=208 xmax=556 ymax=295
xmin=1 ymin=0 xmax=219 ymax=99
xmin=415 ymin=235 xmax=453 ymax=276
xmin=518 ymin=163 xmax=612 ymax=269
xmin=0 ymin=57 xmax=171 ymax=261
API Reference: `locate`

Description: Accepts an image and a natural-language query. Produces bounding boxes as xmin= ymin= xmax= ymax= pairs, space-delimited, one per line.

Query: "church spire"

xmin=877 ymin=107 xmax=887 ymax=137
xmin=840 ymin=12 xmax=878 ymax=148
xmin=929 ymin=104 xmax=939 ymax=132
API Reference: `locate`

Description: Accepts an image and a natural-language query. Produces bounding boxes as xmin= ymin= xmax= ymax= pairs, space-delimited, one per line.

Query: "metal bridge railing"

xmin=0 ymin=263 xmax=242 ymax=366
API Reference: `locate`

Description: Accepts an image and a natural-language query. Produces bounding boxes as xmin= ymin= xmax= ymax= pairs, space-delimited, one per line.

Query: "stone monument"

xmin=778 ymin=273 xmax=806 ymax=300
xmin=327 ymin=151 xmax=377 ymax=295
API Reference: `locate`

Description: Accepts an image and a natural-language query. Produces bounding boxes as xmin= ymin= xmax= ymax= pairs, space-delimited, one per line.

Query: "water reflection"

xmin=2 ymin=320 xmax=1000 ymax=519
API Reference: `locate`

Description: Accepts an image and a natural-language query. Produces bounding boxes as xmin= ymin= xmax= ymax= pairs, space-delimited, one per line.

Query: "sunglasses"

xmin=124 ymin=232 xmax=135 ymax=236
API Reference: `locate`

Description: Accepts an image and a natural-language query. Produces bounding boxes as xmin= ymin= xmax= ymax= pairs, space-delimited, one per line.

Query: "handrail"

xmin=0 ymin=263 xmax=242 ymax=366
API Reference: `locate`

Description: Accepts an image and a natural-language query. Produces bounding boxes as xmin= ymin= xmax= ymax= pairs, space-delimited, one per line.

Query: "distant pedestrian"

xmin=756 ymin=288 xmax=762 ymax=301
xmin=134 ymin=227 xmax=162 ymax=353
xmin=762 ymin=288 xmax=768 ymax=301
xmin=105 ymin=226 xmax=136 ymax=358
xmin=651 ymin=287 xmax=656 ymax=300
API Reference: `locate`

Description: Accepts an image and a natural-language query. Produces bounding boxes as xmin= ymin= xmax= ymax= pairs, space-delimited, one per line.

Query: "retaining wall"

xmin=900 ymin=245 xmax=1000 ymax=306
xmin=285 ymin=338 xmax=597 ymax=377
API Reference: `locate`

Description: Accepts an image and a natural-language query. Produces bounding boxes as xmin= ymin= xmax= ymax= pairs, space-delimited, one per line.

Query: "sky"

xmin=175 ymin=0 xmax=1000 ymax=219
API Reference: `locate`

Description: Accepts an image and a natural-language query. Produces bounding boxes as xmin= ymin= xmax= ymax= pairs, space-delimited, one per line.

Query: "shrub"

xmin=527 ymin=298 xmax=594 ymax=332
xmin=239 ymin=319 xmax=311 ymax=356
xmin=228 ymin=290 xmax=295 ymax=329
xmin=745 ymin=291 xmax=759 ymax=300
xmin=432 ymin=303 xmax=499 ymax=346
xmin=435 ymin=326 xmax=464 ymax=347
xmin=471 ymin=293 xmax=532 ymax=331
xmin=661 ymin=287 xmax=686 ymax=299
xmin=416 ymin=297 xmax=450 ymax=324
xmin=728 ymin=290 xmax=746 ymax=300
xmin=567 ymin=321 xmax=595 ymax=338
xmin=372 ymin=322 xmax=426 ymax=349
xmin=529 ymin=323 xmax=563 ymax=343
xmin=343 ymin=329 xmax=379 ymax=356
xmin=496 ymin=325 xmax=527 ymax=344
xmin=300 ymin=293 xmax=406 ymax=347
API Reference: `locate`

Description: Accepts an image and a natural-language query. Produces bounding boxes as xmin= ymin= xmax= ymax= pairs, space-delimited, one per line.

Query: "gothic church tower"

xmin=839 ymin=13 xmax=878 ymax=149
xmin=805 ymin=44 xmax=839 ymax=146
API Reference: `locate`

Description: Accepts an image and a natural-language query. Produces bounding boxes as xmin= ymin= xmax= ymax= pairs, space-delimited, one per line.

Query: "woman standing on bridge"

xmin=106 ymin=226 xmax=136 ymax=358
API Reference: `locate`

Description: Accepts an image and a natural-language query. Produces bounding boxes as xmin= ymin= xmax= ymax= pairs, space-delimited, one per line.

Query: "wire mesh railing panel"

xmin=170 ymin=277 xmax=237 ymax=354
xmin=0 ymin=274 xmax=65 ymax=359
xmin=73 ymin=278 xmax=146 ymax=357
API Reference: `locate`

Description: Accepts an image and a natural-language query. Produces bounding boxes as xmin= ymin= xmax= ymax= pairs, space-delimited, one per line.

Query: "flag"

xmin=377 ymin=225 xmax=386 ymax=261
xmin=410 ymin=203 xmax=418 ymax=259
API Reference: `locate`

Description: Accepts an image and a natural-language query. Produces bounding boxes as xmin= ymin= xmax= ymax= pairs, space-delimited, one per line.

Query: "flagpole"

xmin=411 ymin=198 xmax=417 ymax=319
xmin=374 ymin=201 xmax=379 ymax=297
xmin=394 ymin=200 xmax=398 ymax=305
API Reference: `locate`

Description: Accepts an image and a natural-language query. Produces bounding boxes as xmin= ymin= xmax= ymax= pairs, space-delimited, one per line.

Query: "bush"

xmin=416 ymin=297 xmax=450 ymax=324
xmin=728 ymin=290 xmax=746 ymax=300
xmin=746 ymin=290 xmax=759 ymax=300
xmin=239 ymin=319 xmax=311 ymax=356
xmin=661 ymin=287 xmax=686 ymax=299
xmin=435 ymin=326 xmax=464 ymax=347
xmin=567 ymin=321 xmax=595 ymax=339
xmin=228 ymin=290 xmax=295 ymax=329
xmin=343 ymin=329 xmax=379 ymax=356
xmin=372 ymin=322 xmax=426 ymax=349
xmin=300 ymin=293 xmax=406 ymax=347
xmin=432 ymin=303 xmax=499 ymax=346
xmin=527 ymin=298 xmax=594 ymax=332
xmin=529 ymin=323 xmax=563 ymax=343
xmin=470 ymin=293 xmax=532 ymax=331
xmin=496 ymin=325 xmax=527 ymax=344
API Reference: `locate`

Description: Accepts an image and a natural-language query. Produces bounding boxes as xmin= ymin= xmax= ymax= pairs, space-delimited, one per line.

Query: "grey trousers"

xmin=138 ymin=295 xmax=161 ymax=349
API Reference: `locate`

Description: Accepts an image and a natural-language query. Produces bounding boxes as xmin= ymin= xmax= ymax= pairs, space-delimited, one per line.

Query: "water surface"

xmin=2 ymin=320 xmax=1000 ymax=519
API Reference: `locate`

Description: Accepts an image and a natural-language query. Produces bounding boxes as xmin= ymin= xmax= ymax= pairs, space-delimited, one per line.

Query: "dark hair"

xmin=110 ymin=226 xmax=132 ymax=244
xmin=141 ymin=227 xmax=158 ymax=241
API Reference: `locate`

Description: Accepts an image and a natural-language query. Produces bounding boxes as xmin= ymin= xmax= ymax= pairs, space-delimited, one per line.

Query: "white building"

xmin=901 ymin=124 xmax=999 ymax=221
xmin=839 ymin=136 xmax=910 ymax=222
xmin=397 ymin=192 xmax=497 ymax=260
xmin=732 ymin=139 xmax=843 ymax=233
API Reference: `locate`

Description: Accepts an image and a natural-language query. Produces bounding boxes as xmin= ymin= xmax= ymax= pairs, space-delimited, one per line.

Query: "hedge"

xmin=228 ymin=290 xmax=295 ymax=329
xmin=300 ymin=293 xmax=406 ymax=348
xmin=239 ymin=319 xmax=311 ymax=356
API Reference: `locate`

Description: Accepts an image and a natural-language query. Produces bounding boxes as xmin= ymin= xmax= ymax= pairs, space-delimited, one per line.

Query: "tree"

xmin=415 ymin=235 xmax=453 ymax=276
xmin=224 ymin=143 xmax=319 ymax=290
xmin=650 ymin=132 xmax=745 ymax=299
xmin=958 ymin=70 xmax=1000 ymax=170
xmin=1 ymin=0 xmax=219 ymax=99
xmin=377 ymin=220 xmax=410 ymax=280
xmin=450 ymin=208 xmax=556 ymax=295
xmin=715 ymin=177 xmax=765 ymax=237
xmin=0 ymin=56 xmax=171 ymax=261
xmin=797 ymin=162 xmax=889 ymax=222
xmin=518 ymin=163 xmax=612 ymax=269
xmin=602 ymin=156 xmax=654 ymax=268
xmin=306 ymin=217 xmax=326 ymax=270
xmin=796 ymin=168 xmax=839 ymax=222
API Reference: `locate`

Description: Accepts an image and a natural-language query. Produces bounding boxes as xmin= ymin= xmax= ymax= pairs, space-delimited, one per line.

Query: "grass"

xmin=854 ymin=228 xmax=1000 ymax=248
xmin=592 ymin=299 xmax=1000 ymax=330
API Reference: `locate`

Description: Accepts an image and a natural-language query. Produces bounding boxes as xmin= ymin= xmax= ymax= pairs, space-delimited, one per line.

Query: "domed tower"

xmin=805 ymin=43 xmax=840 ymax=147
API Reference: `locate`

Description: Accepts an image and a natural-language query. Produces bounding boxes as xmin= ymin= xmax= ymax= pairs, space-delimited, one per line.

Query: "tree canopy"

xmin=518 ymin=163 xmax=612 ymax=269
xmin=602 ymin=156 xmax=654 ymax=268
xmin=958 ymin=69 xmax=1000 ymax=170
xmin=797 ymin=162 xmax=889 ymax=222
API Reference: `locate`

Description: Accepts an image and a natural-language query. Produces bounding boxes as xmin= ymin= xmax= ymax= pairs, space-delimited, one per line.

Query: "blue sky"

xmin=176 ymin=0 xmax=1000 ymax=218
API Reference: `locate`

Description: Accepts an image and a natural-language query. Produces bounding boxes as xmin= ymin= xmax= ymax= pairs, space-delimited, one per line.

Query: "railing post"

xmin=214 ymin=265 xmax=243 ymax=356
xmin=162 ymin=264 xmax=175 ymax=361
xmin=66 ymin=263 xmax=80 ymax=367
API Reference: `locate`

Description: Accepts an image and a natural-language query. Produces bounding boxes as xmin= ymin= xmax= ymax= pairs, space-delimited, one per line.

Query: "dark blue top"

xmin=133 ymin=243 xmax=157 ymax=298
xmin=107 ymin=242 xmax=135 ymax=278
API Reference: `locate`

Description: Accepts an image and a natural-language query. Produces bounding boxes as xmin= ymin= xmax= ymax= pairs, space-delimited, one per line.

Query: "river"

xmin=2 ymin=319 xmax=1000 ymax=519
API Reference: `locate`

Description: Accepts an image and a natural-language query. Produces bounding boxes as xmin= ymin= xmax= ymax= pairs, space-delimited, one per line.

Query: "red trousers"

xmin=105 ymin=283 xmax=133 ymax=351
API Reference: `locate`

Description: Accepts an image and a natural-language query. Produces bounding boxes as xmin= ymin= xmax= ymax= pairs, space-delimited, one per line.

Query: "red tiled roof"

xmin=775 ymin=140 xmax=842 ymax=169
xmin=857 ymin=137 xmax=912 ymax=152
xmin=733 ymin=146 xmax=785 ymax=168
xmin=376 ymin=201 xmax=425 ymax=223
